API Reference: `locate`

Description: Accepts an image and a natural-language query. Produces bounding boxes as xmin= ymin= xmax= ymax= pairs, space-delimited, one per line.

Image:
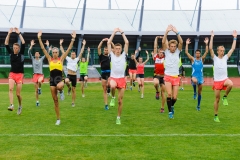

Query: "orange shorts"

xmin=212 ymin=79 xmax=228 ymax=90
xmin=129 ymin=69 xmax=137 ymax=74
xmin=8 ymin=72 xmax=24 ymax=84
xmin=32 ymin=74 xmax=44 ymax=83
xmin=110 ymin=77 xmax=126 ymax=89
xmin=164 ymin=75 xmax=180 ymax=86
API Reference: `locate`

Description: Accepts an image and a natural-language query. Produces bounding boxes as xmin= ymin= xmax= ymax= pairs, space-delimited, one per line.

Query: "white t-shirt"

xmin=213 ymin=55 xmax=228 ymax=81
xmin=66 ymin=56 xmax=79 ymax=72
xmin=164 ymin=48 xmax=180 ymax=76
xmin=110 ymin=51 xmax=126 ymax=78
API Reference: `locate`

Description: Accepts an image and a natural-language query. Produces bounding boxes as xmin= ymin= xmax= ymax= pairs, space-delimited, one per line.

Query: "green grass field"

xmin=0 ymin=83 xmax=240 ymax=160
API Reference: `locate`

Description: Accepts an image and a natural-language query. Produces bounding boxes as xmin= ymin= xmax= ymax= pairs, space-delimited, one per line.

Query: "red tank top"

xmin=154 ymin=54 xmax=165 ymax=75
xmin=137 ymin=63 xmax=144 ymax=74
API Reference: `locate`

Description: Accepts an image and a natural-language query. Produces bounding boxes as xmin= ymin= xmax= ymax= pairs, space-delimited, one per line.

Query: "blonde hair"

xmin=52 ymin=47 xmax=59 ymax=53
xmin=13 ymin=43 xmax=20 ymax=48
xmin=217 ymin=45 xmax=225 ymax=51
xmin=115 ymin=43 xmax=122 ymax=48
xmin=168 ymin=39 xmax=178 ymax=47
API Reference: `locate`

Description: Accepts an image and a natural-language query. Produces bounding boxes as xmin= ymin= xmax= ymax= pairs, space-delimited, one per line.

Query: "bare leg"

xmin=72 ymin=87 xmax=76 ymax=103
xmin=16 ymin=83 xmax=22 ymax=106
xmin=34 ymin=83 xmax=39 ymax=101
xmin=214 ymin=90 xmax=221 ymax=115
xmin=102 ymin=79 xmax=108 ymax=105
xmin=9 ymin=79 xmax=15 ymax=105
xmin=160 ymin=84 xmax=166 ymax=109
xmin=223 ymin=79 xmax=233 ymax=96
xmin=50 ymin=86 xmax=60 ymax=120
xmin=117 ymin=88 xmax=125 ymax=117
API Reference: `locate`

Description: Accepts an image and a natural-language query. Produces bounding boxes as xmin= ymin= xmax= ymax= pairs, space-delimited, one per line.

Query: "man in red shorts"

xmin=209 ymin=30 xmax=237 ymax=122
xmin=108 ymin=28 xmax=129 ymax=125
xmin=5 ymin=27 xmax=25 ymax=115
xmin=28 ymin=40 xmax=48 ymax=106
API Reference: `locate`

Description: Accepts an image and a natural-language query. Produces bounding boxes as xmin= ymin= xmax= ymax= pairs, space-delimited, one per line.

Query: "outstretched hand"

xmin=71 ymin=31 xmax=76 ymax=39
xmin=211 ymin=30 xmax=214 ymax=37
xmin=204 ymin=37 xmax=209 ymax=44
xmin=60 ymin=39 xmax=64 ymax=45
xmin=82 ymin=39 xmax=86 ymax=45
xmin=14 ymin=27 xmax=20 ymax=34
xmin=166 ymin=25 xmax=172 ymax=32
xmin=38 ymin=30 xmax=42 ymax=38
xmin=88 ymin=47 xmax=90 ymax=52
xmin=172 ymin=25 xmax=178 ymax=34
xmin=113 ymin=28 xmax=120 ymax=33
xmin=102 ymin=38 xmax=108 ymax=41
xmin=30 ymin=40 xmax=35 ymax=46
xmin=8 ymin=28 xmax=13 ymax=34
xmin=45 ymin=40 xmax=49 ymax=46
xmin=186 ymin=38 xmax=191 ymax=45
xmin=145 ymin=50 xmax=149 ymax=54
xmin=232 ymin=30 xmax=237 ymax=37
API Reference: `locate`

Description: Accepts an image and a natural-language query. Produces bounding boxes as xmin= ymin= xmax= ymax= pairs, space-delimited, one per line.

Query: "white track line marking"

xmin=0 ymin=134 xmax=240 ymax=137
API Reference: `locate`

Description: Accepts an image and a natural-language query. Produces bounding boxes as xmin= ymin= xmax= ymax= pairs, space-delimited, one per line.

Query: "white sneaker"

xmin=71 ymin=103 xmax=75 ymax=107
xmin=60 ymin=91 xmax=65 ymax=100
xmin=141 ymin=94 xmax=144 ymax=99
xmin=8 ymin=105 xmax=14 ymax=111
xmin=17 ymin=106 xmax=22 ymax=115
xmin=82 ymin=94 xmax=85 ymax=98
xmin=55 ymin=120 xmax=61 ymax=125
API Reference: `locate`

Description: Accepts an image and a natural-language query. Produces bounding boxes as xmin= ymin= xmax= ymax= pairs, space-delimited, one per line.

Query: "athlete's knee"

xmin=16 ymin=92 xmax=21 ymax=98
xmin=9 ymin=88 xmax=13 ymax=92
xmin=167 ymin=93 xmax=172 ymax=97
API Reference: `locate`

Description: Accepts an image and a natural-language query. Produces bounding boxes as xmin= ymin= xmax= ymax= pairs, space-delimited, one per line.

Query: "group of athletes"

xmin=4 ymin=25 xmax=237 ymax=125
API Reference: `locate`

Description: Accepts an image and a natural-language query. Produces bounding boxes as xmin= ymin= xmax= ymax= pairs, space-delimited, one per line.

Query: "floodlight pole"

xmin=77 ymin=0 xmax=87 ymax=56
xmin=108 ymin=0 xmax=111 ymax=9
xmin=136 ymin=0 xmax=144 ymax=52
xmin=237 ymin=0 xmax=239 ymax=9
xmin=194 ymin=0 xmax=202 ymax=53
xmin=43 ymin=0 xmax=46 ymax=7
xmin=172 ymin=0 xmax=175 ymax=10
xmin=19 ymin=0 xmax=26 ymax=28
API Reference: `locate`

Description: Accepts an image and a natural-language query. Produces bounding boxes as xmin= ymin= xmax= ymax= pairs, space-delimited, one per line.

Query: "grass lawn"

xmin=0 ymin=82 xmax=239 ymax=160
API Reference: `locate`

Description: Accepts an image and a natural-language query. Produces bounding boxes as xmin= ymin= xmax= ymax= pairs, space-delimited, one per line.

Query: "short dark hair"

xmin=195 ymin=49 xmax=201 ymax=53
xmin=13 ymin=43 xmax=20 ymax=47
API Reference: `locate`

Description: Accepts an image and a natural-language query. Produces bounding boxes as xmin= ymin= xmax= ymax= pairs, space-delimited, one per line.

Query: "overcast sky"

xmin=0 ymin=0 xmax=239 ymax=10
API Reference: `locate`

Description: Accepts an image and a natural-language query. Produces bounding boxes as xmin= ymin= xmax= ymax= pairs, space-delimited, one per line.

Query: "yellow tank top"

xmin=49 ymin=58 xmax=63 ymax=71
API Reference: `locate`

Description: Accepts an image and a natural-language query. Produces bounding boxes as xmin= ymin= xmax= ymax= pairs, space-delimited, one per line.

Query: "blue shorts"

xmin=191 ymin=76 xmax=204 ymax=85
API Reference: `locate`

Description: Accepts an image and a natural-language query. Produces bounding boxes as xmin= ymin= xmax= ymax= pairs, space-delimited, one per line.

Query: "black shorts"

xmin=79 ymin=74 xmax=88 ymax=81
xmin=101 ymin=72 xmax=110 ymax=81
xmin=136 ymin=74 xmax=144 ymax=78
xmin=50 ymin=70 xmax=64 ymax=86
xmin=66 ymin=74 xmax=77 ymax=87
xmin=153 ymin=75 xmax=165 ymax=85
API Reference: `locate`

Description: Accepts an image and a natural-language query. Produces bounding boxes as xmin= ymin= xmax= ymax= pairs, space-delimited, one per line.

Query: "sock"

xmin=107 ymin=87 xmax=110 ymax=93
xmin=197 ymin=95 xmax=202 ymax=106
xmin=59 ymin=90 xmax=63 ymax=94
xmin=172 ymin=99 xmax=177 ymax=106
xmin=167 ymin=97 xmax=172 ymax=112
xmin=117 ymin=116 xmax=120 ymax=119
xmin=223 ymin=95 xmax=227 ymax=98
xmin=193 ymin=84 xmax=196 ymax=94
xmin=112 ymin=97 xmax=115 ymax=99
xmin=215 ymin=114 xmax=218 ymax=117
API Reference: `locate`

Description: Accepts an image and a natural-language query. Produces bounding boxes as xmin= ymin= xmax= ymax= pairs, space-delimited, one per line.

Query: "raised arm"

xmin=119 ymin=28 xmax=129 ymax=54
xmin=98 ymin=38 xmax=108 ymax=55
xmin=202 ymin=37 xmax=209 ymax=62
xmin=227 ymin=30 xmax=237 ymax=58
xmin=28 ymin=40 xmax=35 ymax=60
xmin=151 ymin=51 xmax=156 ymax=60
xmin=154 ymin=36 xmax=163 ymax=53
xmin=135 ymin=47 xmax=141 ymax=59
xmin=172 ymin=25 xmax=183 ymax=51
xmin=14 ymin=27 xmax=25 ymax=44
xmin=78 ymin=39 xmax=86 ymax=59
xmin=86 ymin=47 xmax=90 ymax=62
xmin=60 ymin=31 xmax=76 ymax=61
xmin=143 ymin=50 xmax=150 ymax=64
xmin=107 ymin=28 xmax=119 ymax=54
xmin=162 ymin=25 xmax=172 ymax=50
xmin=185 ymin=38 xmax=194 ymax=63
xmin=59 ymin=39 xmax=65 ymax=54
xmin=5 ymin=28 xmax=13 ymax=45
xmin=44 ymin=40 xmax=50 ymax=53
xmin=209 ymin=30 xmax=215 ymax=58
xmin=38 ymin=30 xmax=51 ymax=61
xmin=133 ymin=52 xmax=138 ymax=65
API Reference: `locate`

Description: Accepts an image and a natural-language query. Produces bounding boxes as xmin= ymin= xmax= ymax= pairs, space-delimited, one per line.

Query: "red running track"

xmin=0 ymin=77 xmax=240 ymax=87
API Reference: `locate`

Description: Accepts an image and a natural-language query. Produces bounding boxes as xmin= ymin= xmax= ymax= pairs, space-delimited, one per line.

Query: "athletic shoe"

xmin=160 ymin=108 xmax=164 ymax=113
xmin=171 ymin=106 xmax=174 ymax=115
xmin=193 ymin=93 xmax=197 ymax=99
xmin=60 ymin=91 xmax=65 ymax=100
xmin=180 ymin=87 xmax=184 ymax=90
xmin=38 ymin=88 xmax=42 ymax=95
xmin=105 ymin=105 xmax=109 ymax=110
xmin=17 ymin=106 xmax=22 ymax=115
xmin=130 ymin=86 xmax=132 ymax=91
xmin=222 ymin=97 xmax=228 ymax=106
xmin=8 ymin=105 xmax=14 ymax=111
xmin=82 ymin=94 xmax=85 ymax=98
xmin=155 ymin=92 xmax=160 ymax=100
xmin=71 ymin=103 xmax=75 ymax=107
xmin=141 ymin=94 xmax=144 ymax=99
xmin=138 ymin=87 xmax=140 ymax=92
xmin=55 ymin=120 xmax=61 ymax=125
xmin=214 ymin=116 xmax=220 ymax=122
xmin=107 ymin=93 xmax=111 ymax=97
xmin=196 ymin=106 xmax=200 ymax=111
xmin=168 ymin=112 xmax=174 ymax=119
xmin=68 ymin=87 xmax=71 ymax=96
xmin=133 ymin=82 xmax=135 ymax=87
xmin=110 ymin=98 xmax=115 ymax=107
xmin=116 ymin=118 xmax=121 ymax=125
xmin=36 ymin=101 xmax=40 ymax=107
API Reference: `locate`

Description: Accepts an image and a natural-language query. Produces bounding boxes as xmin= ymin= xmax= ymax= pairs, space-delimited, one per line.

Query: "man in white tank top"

xmin=107 ymin=28 xmax=129 ymax=125
xmin=209 ymin=30 xmax=237 ymax=122
xmin=162 ymin=24 xmax=183 ymax=120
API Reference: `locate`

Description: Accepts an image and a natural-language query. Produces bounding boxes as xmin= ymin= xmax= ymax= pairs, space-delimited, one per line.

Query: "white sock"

xmin=117 ymin=116 xmax=120 ymax=119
